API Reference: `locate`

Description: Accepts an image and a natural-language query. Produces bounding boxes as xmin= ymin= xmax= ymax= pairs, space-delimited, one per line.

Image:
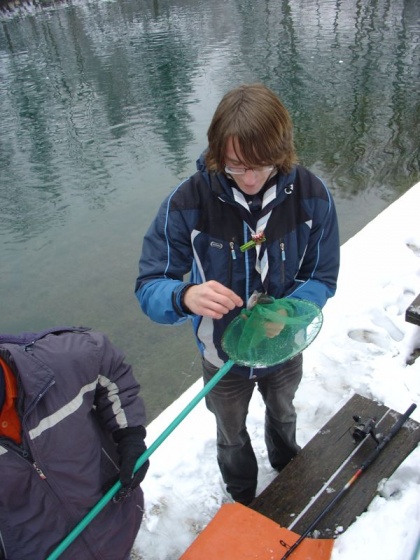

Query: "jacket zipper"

xmin=228 ymin=238 xmax=236 ymax=288
xmin=280 ymin=240 xmax=286 ymax=284
xmin=1 ymin=438 xmax=47 ymax=480
xmin=33 ymin=461 xmax=47 ymax=479
xmin=22 ymin=378 xmax=55 ymax=420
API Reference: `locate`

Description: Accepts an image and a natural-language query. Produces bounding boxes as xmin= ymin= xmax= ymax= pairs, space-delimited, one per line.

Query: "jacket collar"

xmin=0 ymin=345 xmax=55 ymax=415
xmin=196 ymin=150 xmax=297 ymax=204
xmin=209 ymin=166 xmax=297 ymax=206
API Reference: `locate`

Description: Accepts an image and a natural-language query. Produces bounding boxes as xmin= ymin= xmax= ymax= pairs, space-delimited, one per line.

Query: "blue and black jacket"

xmin=135 ymin=158 xmax=340 ymax=377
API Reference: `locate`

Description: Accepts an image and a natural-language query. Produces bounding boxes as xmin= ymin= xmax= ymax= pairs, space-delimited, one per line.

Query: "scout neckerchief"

xmin=0 ymin=357 xmax=22 ymax=444
xmin=231 ymin=174 xmax=278 ymax=292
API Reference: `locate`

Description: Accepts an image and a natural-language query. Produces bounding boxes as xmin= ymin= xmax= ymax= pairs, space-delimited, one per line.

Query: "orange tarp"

xmin=180 ymin=503 xmax=334 ymax=560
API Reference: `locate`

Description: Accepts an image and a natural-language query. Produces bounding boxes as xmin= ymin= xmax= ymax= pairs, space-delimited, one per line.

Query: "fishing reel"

xmin=351 ymin=415 xmax=379 ymax=444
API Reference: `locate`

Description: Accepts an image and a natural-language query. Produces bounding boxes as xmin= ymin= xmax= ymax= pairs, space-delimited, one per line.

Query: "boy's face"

xmin=224 ymin=137 xmax=274 ymax=196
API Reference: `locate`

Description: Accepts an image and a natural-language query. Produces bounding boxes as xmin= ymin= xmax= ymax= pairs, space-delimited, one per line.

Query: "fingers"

xmin=132 ymin=459 xmax=150 ymax=486
xmin=183 ymin=281 xmax=243 ymax=319
xmin=265 ymin=322 xmax=285 ymax=338
xmin=265 ymin=308 xmax=288 ymax=338
xmin=113 ymin=487 xmax=132 ymax=503
xmin=113 ymin=459 xmax=149 ymax=503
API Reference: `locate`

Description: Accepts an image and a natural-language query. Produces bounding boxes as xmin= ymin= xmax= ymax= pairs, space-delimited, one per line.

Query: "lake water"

xmin=1 ymin=0 xmax=419 ymax=421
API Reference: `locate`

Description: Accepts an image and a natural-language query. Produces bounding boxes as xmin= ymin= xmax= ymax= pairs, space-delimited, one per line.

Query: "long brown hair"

xmin=206 ymin=83 xmax=297 ymax=174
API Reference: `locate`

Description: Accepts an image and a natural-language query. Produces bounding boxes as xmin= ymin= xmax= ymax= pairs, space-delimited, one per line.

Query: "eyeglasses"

xmin=224 ymin=164 xmax=274 ymax=176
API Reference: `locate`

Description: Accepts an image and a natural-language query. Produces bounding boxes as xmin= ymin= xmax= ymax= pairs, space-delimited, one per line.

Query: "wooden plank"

xmin=406 ymin=293 xmax=420 ymax=326
xmin=250 ymin=394 xmax=420 ymax=538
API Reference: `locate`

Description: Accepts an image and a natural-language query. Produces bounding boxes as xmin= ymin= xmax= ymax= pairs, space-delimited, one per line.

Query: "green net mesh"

xmin=221 ymin=297 xmax=323 ymax=367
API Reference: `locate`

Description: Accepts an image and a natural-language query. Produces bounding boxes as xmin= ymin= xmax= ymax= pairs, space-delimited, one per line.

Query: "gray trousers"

xmin=203 ymin=354 xmax=303 ymax=505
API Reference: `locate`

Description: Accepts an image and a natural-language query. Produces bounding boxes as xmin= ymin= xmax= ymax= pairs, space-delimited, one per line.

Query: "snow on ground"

xmin=133 ymin=182 xmax=420 ymax=560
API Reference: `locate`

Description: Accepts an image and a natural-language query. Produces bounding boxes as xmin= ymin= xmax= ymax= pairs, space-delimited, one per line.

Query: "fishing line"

xmin=287 ymin=406 xmax=392 ymax=531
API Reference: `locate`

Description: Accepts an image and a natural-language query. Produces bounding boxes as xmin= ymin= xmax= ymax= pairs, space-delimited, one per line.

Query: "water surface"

xmin=1 ymin=0 xmax=419 ymax=420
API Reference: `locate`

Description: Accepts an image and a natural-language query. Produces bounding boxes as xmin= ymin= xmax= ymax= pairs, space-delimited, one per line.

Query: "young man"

xmin=135 ymin=83 xmax=339 ymax=505
xmin=0 ymin=326 xmax=149 ymax=560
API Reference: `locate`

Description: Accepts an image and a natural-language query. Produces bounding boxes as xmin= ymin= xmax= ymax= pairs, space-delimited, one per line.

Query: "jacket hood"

xmin=196 ymin=149 xmax=208 ymax=172
xmin=0 ymin=328 xmax=88 ymax=413
xmin=2 ymin=344 xmax=56 ymax=411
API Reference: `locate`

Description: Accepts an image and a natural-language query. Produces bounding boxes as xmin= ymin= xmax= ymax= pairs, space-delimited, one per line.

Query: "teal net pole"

xmin=46 ymin=359 xmax=235 ymax=560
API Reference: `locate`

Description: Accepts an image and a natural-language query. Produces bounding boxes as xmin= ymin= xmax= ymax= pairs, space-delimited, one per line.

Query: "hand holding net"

xmin=222 ymin=297 xmax=323 ymax=367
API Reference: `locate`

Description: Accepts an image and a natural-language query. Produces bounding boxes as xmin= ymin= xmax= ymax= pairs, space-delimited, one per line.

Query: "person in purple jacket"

xmin=136 ymin=83 xmax=340 ymax=506
xmin=0 ymin=326 xmax=149 ymax=560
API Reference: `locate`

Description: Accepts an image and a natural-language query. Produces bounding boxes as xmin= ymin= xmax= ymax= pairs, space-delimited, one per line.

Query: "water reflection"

xmin=0 ymin=0 xmax=419 ymax=420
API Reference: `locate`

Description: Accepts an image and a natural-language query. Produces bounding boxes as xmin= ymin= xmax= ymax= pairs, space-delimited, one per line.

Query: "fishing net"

xmin=222 ymin=296 xmax=323 ymax=367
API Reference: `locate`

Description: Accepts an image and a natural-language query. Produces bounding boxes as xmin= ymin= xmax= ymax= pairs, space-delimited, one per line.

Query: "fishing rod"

xmin=280 ymin=402 xmax=417 ymax=560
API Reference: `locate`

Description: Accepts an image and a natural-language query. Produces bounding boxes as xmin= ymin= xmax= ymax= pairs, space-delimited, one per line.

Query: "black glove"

xmin=112 ymin=425 xmax=149 ymax=502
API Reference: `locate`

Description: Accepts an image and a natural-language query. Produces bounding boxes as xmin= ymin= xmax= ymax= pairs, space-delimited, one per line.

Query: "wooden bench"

xmin=406 ymin=293 xmax=420 ymax=326
xmin=406 ymin=293 xmax=420 ymax=364
xmin=250 ymin=393 xmax=420 ymax=538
